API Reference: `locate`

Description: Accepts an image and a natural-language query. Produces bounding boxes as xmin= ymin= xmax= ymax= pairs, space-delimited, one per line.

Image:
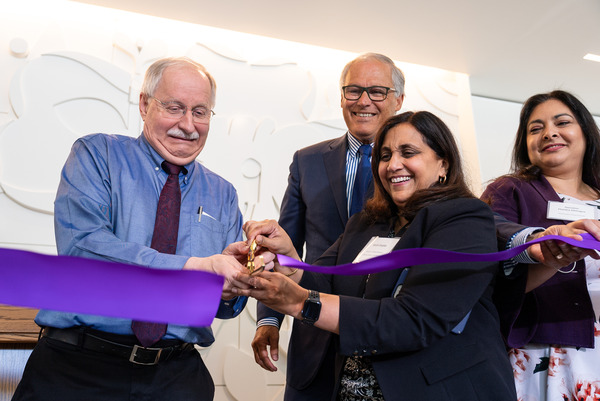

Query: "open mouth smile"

xmin=353 ymin=112 xmax=376 ymax=117
xmin=390 ymin=176 xmax=411 ymax=183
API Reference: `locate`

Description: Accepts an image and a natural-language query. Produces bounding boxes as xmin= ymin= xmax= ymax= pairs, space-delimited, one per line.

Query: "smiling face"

xmin=526 ymin=99 xmax=586 ymax=176
xmin=341 ymin=59 xmax=403 ymax=144
xmin=140 ymin=64 xmax=213 ymax=166
xmin=378 ymin=123 xmax=447 ymax=207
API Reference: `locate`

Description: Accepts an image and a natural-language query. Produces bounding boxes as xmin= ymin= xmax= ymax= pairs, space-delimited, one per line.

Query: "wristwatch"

xmin=301 ymin=290 xmax=321 ymax=325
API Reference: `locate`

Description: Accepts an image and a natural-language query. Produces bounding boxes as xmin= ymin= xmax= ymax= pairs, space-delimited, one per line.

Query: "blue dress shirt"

xmin=37 ymin=133 xmax=246 ymax=346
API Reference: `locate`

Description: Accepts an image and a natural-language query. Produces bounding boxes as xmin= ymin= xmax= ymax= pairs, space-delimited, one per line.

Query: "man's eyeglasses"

xmin=149 ymin=96 xmax=215 ymax=123
xmin=342 ymin=85 xmax=396 ymax=102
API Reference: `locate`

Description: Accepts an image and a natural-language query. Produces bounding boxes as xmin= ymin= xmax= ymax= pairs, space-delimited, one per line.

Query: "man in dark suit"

xmin=251 ymin=53 xmax=404 ymax=400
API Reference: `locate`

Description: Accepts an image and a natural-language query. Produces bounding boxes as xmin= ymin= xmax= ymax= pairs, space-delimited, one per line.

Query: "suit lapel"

xmin=531 ymin=175 xmax=562 ymax=203
xmin=531 ymin=176 xmax=570 ymax=224
xmin=323 ymin=135 xmax=350 ymax=225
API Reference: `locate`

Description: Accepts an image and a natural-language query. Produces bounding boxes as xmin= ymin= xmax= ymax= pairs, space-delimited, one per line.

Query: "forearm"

xmin=274 ymin=289 xmax=340 ymax=334
xmin=312 ymin=293 xmax=340 ymax=334
xmin=525 ymin=263 xmax=559 ymax=292
xmin=183 ymin=256 xmax=213 ymax=272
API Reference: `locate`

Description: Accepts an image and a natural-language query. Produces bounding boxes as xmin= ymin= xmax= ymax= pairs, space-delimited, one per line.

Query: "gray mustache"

xmin=167 ymin=128 xmax=199 ymax=140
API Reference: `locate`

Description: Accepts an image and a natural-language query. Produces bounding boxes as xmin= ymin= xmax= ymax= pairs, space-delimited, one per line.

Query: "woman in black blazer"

xmin=236 ymin=111 xmax=516 ymax=401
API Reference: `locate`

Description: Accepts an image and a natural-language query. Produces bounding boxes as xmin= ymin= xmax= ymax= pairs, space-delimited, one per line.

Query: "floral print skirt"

xmin=510 ymin=322 xmax=600 ymax=401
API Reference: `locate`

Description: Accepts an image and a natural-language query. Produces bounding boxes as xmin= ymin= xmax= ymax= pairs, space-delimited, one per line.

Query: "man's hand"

xmin=222 ymin=241 xmax=275 ymax=272
xmin=183 ymin=254 xmax=250 ymax=300
xmin=243 ymin=220 xmax=299 ymax=259
xmin=251 ymin=325 xmax=280 ymax=372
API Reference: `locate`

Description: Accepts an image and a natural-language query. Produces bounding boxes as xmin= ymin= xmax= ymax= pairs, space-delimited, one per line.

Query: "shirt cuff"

xmin=257 ymin=317 xmax=280 ymax=329
xmin=216 ymin=296 xmax=248 ymax=319
xmin=503 ymin=227 xmax=544 ymax=275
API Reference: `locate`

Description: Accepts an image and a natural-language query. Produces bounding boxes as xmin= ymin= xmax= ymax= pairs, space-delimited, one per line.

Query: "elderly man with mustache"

xmin=11 ymin=57 xmax=268 ymax=401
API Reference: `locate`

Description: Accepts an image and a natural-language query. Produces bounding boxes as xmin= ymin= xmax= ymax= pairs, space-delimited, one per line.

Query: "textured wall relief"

xmin=190 ymin=42 xmax=346 ymax=222
xmin=0 ymin=51 xmax=132 ymax=213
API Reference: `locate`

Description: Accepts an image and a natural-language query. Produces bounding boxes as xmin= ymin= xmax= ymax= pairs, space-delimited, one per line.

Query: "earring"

xmin=438 ymin=175 xmax=447 ymax=184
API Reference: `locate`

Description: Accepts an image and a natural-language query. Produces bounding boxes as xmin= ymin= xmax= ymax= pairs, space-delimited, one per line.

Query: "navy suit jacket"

xmin=257 ymin=135 xmax=373 ymax=399
xmin=279 ymin=135 xmax=350 ymax=264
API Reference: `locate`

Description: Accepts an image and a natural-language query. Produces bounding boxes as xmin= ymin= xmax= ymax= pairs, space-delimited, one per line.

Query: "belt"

xmin=40 ymin=327 xmax=195 ymax=366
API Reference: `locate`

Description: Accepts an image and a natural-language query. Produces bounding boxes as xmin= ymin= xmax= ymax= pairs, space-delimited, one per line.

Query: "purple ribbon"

xmin=1 ymin=234 xmax=597 ymax=326
xmin=0 ymin=248 xmax=224 ymax=326
xmin=278 ymin=233 xmax=600 ymax=275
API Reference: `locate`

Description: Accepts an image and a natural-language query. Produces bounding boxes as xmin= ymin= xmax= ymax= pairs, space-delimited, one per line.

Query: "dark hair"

xmin=511 ymin=90 xmax=600 ymax=188
xmin=364 ymin=111 xmax=474 ymax=222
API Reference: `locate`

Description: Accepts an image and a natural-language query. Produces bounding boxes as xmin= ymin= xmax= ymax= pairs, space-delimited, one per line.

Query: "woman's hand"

xmin=524 ymin=219 xmax=600 ymax=292
xmin=234 ymin=270 xmax=341 ymax=334
xmin=527 ymin=219 xmax=600 ymax=268
xmin=232 ymin=270 xmax=307 ymax=319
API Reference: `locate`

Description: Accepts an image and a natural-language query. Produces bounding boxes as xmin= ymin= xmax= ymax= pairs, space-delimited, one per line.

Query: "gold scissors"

xmin=247 ymin=239 xmax=265 ymax=275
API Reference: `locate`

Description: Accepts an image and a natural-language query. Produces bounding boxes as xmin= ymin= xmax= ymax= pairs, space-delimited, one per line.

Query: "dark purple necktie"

xmin=350 ymin=144 xmax=372 ymax=216
xmin=131 ymin=161 xmax=182 ymax=347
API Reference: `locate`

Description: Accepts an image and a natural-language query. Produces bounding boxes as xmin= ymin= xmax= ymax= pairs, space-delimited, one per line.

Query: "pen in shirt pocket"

xmin=197 ymin=206 xmax=216 ymax=222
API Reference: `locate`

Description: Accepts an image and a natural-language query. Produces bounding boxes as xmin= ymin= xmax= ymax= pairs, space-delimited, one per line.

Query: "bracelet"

xmin=555 ymin=263 xmax=576 ymax=274
xmin=274 ymin=266 xmax=299 ymax=277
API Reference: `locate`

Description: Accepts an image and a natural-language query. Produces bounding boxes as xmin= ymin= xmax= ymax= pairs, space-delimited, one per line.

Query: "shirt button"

xmin=371 ymin=350 xmax=378 ymax=355
xmin=155 ymin=167 xmax=160 ymax=171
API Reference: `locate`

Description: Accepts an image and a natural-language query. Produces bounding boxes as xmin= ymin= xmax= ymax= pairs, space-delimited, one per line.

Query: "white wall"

xmin=472 ymin=96 xmax=523 ymax=187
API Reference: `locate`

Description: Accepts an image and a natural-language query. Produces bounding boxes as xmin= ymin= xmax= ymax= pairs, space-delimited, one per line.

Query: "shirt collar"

xmin=346 ymin=131 xmax=373 ymax=156
xmin=138 ymin=133 xmax=194 ymax=175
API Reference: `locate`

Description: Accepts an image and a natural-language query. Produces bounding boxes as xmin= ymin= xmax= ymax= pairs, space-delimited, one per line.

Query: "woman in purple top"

xmin=482 ymin=90 xmax=600 ymax=401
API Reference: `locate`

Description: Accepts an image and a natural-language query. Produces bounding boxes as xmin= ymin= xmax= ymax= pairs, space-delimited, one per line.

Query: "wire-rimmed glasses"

xmin=150 ymin=96 xmax=215 ymax=123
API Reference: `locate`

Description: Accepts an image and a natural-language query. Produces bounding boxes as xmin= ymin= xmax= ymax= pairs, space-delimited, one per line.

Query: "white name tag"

xmin=353 ymin=236 xmax=400 ymax=263
xmin=547 ymin=201 xmax=598 ymax=221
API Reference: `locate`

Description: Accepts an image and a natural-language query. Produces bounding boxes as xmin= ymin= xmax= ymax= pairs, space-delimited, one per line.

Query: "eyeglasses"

xmin=149 ymin=96 xmax=215 ymax=123
xmin=342 ymin=85 xmax=396 ymax=102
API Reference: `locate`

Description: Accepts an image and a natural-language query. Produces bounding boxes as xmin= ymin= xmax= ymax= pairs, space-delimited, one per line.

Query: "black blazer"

xmin=301 ymin=198 xmax=516 ymax=401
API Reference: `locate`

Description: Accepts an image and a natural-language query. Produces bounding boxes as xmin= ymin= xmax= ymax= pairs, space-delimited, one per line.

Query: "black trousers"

xmin=284 ymin=340 xmax=337 ymax=401
xmin=11 ymin=334 xmax=214 ymax=401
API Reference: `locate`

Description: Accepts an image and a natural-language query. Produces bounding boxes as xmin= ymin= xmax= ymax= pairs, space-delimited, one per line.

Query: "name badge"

xmin=353 ymin=236 xmax=400 ymax=263
xmin=547 ymin=201 xmax=597 ymax=221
